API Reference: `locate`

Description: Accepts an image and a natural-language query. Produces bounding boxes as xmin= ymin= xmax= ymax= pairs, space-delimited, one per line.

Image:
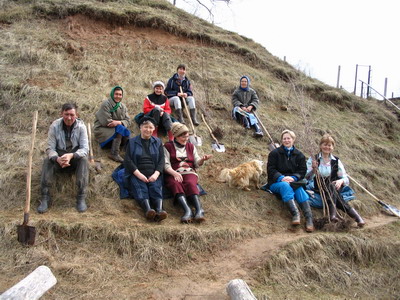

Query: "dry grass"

xmin=0 ymin=0 xmax=400 ymax=299
xmin=254 ymin=221 xmax=400 ymax=299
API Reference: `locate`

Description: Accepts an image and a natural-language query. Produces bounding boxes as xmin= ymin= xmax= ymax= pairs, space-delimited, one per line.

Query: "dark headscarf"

xmin=239 ymin=75 xmax=250 ymax=91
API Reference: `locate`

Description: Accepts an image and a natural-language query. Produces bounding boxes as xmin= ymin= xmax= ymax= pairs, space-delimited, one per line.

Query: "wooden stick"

xmin=87 ymin=123 xmax=95 ymax=164
xmin=348 ymin=175 xmax=382 ymax=202
xmin=24 ymin=111 xmax=38 ymax=222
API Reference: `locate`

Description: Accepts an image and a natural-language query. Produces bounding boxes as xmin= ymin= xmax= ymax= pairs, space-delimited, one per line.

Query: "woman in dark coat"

xmin=267 ymin=129 xmax=314 ymax=232
xmin=164 ymin=122 xmax=212 ymax=223
xmin=124 ymin=116 xmax=167 ymax=222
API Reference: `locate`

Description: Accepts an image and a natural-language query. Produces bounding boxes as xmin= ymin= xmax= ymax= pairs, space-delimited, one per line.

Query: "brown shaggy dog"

xmin=217 ymin=159 xmax=263 ymax=191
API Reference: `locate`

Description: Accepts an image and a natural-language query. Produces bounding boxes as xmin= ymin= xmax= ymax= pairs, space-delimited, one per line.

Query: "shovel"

xmin=17 ymin=110 xmax=38 ymax=246
xmin=201 ymin=113 xmax=225 ymax=152
xmin=348 ymin=175 xmax=400 ymax=218
xmin=180 ymin=86 xmax=202 ymax=146
xmin=253 ymin=111 xmax=279 ymax=151
xmin=87 ymin=123 xmax=101 ymax=173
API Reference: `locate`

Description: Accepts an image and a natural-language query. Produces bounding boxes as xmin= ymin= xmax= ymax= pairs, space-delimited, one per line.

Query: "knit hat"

xmin=139 ymin=116 xmax=157 ymax=126
xmin=171 ymin=122 xmax=189 ymax=137
xmin=152 ymin=81 xmax=165 ymax=89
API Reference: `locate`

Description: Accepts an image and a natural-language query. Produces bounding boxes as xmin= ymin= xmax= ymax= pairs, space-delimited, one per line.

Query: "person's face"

xmin=177 ymin=67 xmax=186 ymax=77
xmin=240 ymin=78 xmax=248 ymax=89
xmin=62 ymin=109 xmax=77 ymax=127
xmin=113 ymin=89 xmax=123 ymax=103
xmin=154 ymin=86 xmax=164 ymax=95
xmin=176 ymin=132 xmax=189 ymax=145
xmin=282 ymin=133 xmax=294 ymax=148
xmin=140 ymin=122 xmax=155 ymax=139
xmin=320 ymin=142 xmax=334 ymax=155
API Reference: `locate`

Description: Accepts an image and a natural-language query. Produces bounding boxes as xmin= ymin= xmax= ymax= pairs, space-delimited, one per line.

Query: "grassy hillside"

xmin=1 ymin=0 xmax=399 ymax=299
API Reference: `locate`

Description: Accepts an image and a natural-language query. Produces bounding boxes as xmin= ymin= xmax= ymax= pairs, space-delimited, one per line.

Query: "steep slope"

xmin=1 ymin=1 xmax=399 ymax=299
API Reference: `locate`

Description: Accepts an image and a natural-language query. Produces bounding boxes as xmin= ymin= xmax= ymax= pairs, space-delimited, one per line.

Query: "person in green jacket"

xmin=94 ymin=86 xmax=131 ymax=162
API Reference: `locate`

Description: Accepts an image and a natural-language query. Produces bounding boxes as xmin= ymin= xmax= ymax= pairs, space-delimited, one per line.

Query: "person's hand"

xmin=107 ymin=120 xmax=121 ymax=127
xmin=134 ymin=171 xmax=149 ymax=183
xmin=333 ymin=179 xmax=344 ymax=190
xmin=246 ymin=105 xmax=254 ymax=112
xmin=160 ymin=111 xmax=164 ymax=117
xmin=282 ymin=176 xmax=295 ymax=183
xmin=57 ymin=153 xmax=73 ymax=168
xmin=311 ymin=160 xmax=318 ymax=171
xmin=148 ymin=172 xmax=160 ymax=183
xmin=199 ymin=154 xmax=213 ymax=166
xmin=172 ymin=170 xmax=183 ymax=183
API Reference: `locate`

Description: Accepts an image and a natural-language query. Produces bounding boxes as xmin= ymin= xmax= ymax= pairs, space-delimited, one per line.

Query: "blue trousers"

xmin=269 ymin=181 xmax=309 ymax=203
xmin=127 ymin=175 xmax=163 ymax=206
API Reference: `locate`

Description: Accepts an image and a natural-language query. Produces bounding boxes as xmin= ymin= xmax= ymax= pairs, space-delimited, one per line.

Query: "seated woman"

xmin=94 ymin=86 xmax=131 ymax=163
xmin=142 ymin=81 xmax=173 ymax=141
xmin=306 ymin=134 xmax=365 ymax=227
xmin=124 ymin=116 xmax=167 ymax=222
xmin=267 ymin=130 xmax=314 ymax=232
xmin=231 ymin=75 xmax=263 ymax=137
xmin=164 ymin=123 xmax=212 ymax=223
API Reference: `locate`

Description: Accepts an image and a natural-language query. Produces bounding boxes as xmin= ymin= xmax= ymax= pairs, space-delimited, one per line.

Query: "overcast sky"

xmin=171 ymin=0 xmax=399 ymax=99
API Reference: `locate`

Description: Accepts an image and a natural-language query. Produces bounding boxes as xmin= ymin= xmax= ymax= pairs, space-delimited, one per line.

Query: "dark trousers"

xmin=145 ymin=109 xmax=172 ymax=131
xmin=126 ymin=175 xmax=163 ymax=206
xmin=40 ymin=156 xmax=89 ymax=197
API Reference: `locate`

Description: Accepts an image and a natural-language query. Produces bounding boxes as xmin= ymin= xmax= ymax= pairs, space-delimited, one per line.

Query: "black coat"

xmin=267 ymin=145 xmax=307 ymax=186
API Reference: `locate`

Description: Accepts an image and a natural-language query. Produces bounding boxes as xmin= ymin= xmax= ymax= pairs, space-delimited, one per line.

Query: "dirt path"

xmin=147 ymin=215 xmax=397 ymax=300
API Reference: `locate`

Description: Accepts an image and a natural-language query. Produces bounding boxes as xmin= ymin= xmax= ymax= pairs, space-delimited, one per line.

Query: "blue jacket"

xmin=165 ymin=73 xmax=193 ymax=97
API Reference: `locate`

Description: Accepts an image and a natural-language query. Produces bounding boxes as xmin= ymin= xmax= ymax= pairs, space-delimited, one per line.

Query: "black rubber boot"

xmin=299 ymin=201 xmax=314 ymax=232
xmin=37 ymin=194 xmax=51 ymax=214
xmin=190 ymin=108 xmax=200 ymax=126
xmin=153 ymin=198 xmax=168 ymax=222
xmin=176 ymin=109 xmax=185 ymax=124
xmin=253 ymin=123 xmax=264 ymax=138
xmin=189 ymin=194 xmax=205 ymax=223
xmin=286 ymin=199 xmax=300 ymax=225
xmin=176 ymin=195 xmax=193 ymax=223
xmin=108 ymin=134 xmax=124 ymax=163
xmin=141 ymin=199 xmax=156 ymax=221
xmin=347 ymin=207 xmax=365 ymax=227
xmin=327 ymin=199 xmax=339 ymax=222
xmin=76 ymin=194 xmax=88 ymax=213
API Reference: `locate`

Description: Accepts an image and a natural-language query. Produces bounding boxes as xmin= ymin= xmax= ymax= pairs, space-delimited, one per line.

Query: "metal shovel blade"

xmin=379 ymin=200 xmax=400 ymax=217
xmin=17 ymin=224 xmax=36 ymax=245
xmin=212 ymin=141 xmax=225 ymax=152
xmin=189 ymin=134 xmax=202 ymax=146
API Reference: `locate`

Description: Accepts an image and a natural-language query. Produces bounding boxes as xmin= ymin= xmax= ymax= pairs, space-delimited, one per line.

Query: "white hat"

xmin=152 ymin=81 xmax=165 ymax=89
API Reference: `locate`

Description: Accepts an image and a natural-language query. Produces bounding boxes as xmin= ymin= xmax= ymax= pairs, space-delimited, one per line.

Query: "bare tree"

xmin=172 ymin=0 xmax=232 ymax=24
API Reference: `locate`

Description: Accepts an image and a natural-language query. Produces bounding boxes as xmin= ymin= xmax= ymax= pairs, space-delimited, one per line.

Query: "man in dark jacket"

xmin=38 ymin=103 xmax=89 ymax=213
xmin=165 ymin=64 xmax=200 ymax=125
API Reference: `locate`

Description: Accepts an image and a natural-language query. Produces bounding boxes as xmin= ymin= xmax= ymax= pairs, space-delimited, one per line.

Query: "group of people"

xmin=37 ymin=66 xmax=365 ymax=230
xmin=267 ymin=130 xmax=365 ymax=232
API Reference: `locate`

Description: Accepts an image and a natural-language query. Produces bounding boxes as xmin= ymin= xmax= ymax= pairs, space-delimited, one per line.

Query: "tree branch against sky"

xmin=171 ymin=0 xmax=231 ymax=24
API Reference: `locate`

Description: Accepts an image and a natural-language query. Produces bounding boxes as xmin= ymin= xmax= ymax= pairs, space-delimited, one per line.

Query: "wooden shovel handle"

xmin=179 ymin=86 xmax=196 ymax=134
xmin=348 ymin=175 xmax=381 ymax=203
xmin=200 ymin=113 xmax=220 ymax=144
xmin=252 ymin=111 xmax=276 ymax=146
xmin=25 ymin=111 xmax=38 ymax=216
xmin=87 ymin=123 xmax=95 ymax=163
